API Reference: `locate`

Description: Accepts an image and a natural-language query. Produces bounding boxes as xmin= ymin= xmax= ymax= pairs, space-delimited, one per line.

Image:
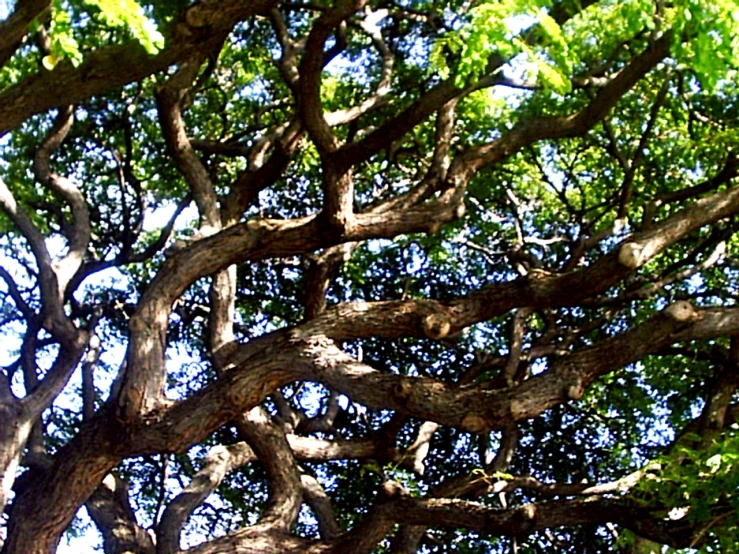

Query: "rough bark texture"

xmin=1 ymin=1 xmax=738 ymax=553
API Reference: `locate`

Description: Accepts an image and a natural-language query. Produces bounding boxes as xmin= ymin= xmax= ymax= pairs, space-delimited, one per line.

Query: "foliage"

xmin=635 ymin=427 xmax=739 ymax=552
xmin=2 ymin=0 xmax=739 ymax=554
xmin=40 ymin=0 xmax=164 ymax=69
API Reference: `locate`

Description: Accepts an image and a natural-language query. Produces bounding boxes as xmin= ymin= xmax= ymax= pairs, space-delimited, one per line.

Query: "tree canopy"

xmin=2 ymin=0 xmax=739 ymax=552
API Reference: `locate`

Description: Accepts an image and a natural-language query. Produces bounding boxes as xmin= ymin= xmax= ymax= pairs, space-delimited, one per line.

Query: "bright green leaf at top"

xmin=667 ymin=0 xmax=739 ymax=90
xmin=44 ymin=1 xmax=83 ymax=69
xmin=533 ymin=53 xmax=572 ymax=94
xmin=536 ymin=10 xmax=563 ymax=46
xmin=535 ymin=9 xmax=572 ymax=70
xmin=452 ymin=0 xmax=537 ymax=86
xmin=83 ymin=0 xmax=165 ymax=54
xmin=514 ymin=37 xmax=573 ymax=95
xmin=431 ymin=0 xmax=577 ymax=94
xmin=563 ymin=0 xmax=655 ymax=60
xmin=41 ymin=0 xmax=164 ymax=70
xmin=567 ymin=0 xmax=739 ymax=92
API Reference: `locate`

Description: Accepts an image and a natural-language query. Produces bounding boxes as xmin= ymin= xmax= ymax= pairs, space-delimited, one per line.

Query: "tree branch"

xmin=234 ymin=407 xmax=303 ymax=532
xmin=0 ymin=0 xmax=51 ymax=68
xmin=87 ymin=474 xmax=155 ymax=554
xmin=453 ymin=35 xmax=672 ymax=181
xmin=0 ymin=0 xmax=278 ymax=137
xmin=301 ymin=472 xmax=343 ymax=539
xmin=33 ymin=105 xmax=92 ymax=293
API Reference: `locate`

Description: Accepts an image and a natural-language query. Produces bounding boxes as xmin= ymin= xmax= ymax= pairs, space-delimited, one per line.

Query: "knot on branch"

xmin=392 ymin=378 xmax=413 ymax=400
xmin=664 ymin=300 xmax=697 ymax=322
xmin=460 ymin=413 xmax=489 ymax=433
xmin=566 ymin=376 xmax=585 ymax=400
xmin=246 ymin=217 xmax=280 ymax=233
xmin=618 ymin=242 xmax=644 ymax=269
xmin=422 ymin=312 xmax=452 ymax=340
xmin=379 ymin=479 xmax=410 ymax=501
xmin=185 ymin=1 xmax=221 ymax=28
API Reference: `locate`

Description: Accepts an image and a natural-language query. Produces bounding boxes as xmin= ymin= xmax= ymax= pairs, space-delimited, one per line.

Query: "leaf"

xmin=666 ymin=0 xmax=739 ymax=91
xmin=535 ymin=57 xmax=572 ymax=94
xmin=537 ymin=10 xmax=567 ymax=52
xmin=42 ymin=55 xmax=57 ymax=70
xmin=43 ymin=0 xmax=84 ymax=69
xmin=706 ymin=453 xmax=722 ymax=473
xmin=82 ymin=0 xmax=165 ymax=54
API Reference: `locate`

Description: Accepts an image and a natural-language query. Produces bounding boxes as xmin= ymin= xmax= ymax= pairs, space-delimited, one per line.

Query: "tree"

xmin=2 ymin=0 xmax=739 ymax=552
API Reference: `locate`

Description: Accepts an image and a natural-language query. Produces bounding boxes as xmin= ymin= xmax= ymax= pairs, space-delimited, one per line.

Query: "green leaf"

xmin=706 ymin=454 xmax=722 ymax=473
xmin=82 ymin=0 xmax=165 ymax=54
xmin=45 ymin=1 xmax=83 ymax=68
xmin=534 ymin=56 xmax=572 ymax=94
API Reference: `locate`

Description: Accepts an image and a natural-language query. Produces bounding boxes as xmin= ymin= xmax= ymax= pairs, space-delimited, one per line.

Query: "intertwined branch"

xmin=0 ymin=1 xmax=738 ymax=553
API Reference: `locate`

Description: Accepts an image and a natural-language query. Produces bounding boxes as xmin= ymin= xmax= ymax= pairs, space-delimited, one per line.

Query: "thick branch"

xmin=303 ymin=180 xmax=739 ymax=342
xmin=234 ymin=408 xmax=303 ymax=532
xmin=383 ymin=495 xmax=697 ymax=548
xmin=87 ymin=474 xmax=155 ymax=554
xmin=301 ymin=473 xmax=342 ymax=539
xmin=117 ymin=200 xmax=460 ymax=420
xmin=0 ymin=0 xmax=278 ymax=137
xmin=0 ymin=0 xmax=51 ymax=67
xmin=10 ymin=304 xmax=739 ymax=553
xmin=128 ymin=304 xmax=738 ymax=456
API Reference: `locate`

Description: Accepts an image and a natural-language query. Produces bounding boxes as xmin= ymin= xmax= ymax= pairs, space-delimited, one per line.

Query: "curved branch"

xmin=157 ymin=434 xmax=383 ymax=553
xmin=234 ymin=407 xmax=303 ymax=532
xmin=22 ymin=337 xmax=86 ymax=418
xmin=298 ymin=0 xmax=363 ymax=154
xmin=156 ymin=58 xmax=222 ymax=235
xmin=301 ymin=472 xmax=342 ymax=539
xmin=0 ymin=267 xmax=32 ymax=321
xmin=87 ymin=474 xmax=155 ymax=554
xmin=0 ymin=0 xmax=278 ymax=137
xmin=323 ymin=6 xmax=394 ymax=127
xmin=156 ymin=442 xmax=253 ymax=554
xmin=0 ymin=0 xmax=51 ymax=67
xmin=33 ymin=105 xmax=92 ymax=292
xmin=0 ymin=176 xmax=74 ymax=341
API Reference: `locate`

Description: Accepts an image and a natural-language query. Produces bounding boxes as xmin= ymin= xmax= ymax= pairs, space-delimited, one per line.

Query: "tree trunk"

xmin=0 ymin=399 xmax=32 ymax=523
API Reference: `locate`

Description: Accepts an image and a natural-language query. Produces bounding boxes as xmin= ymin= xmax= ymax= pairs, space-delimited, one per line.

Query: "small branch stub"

xmin=380 ymin=480 xmax=410 ymax=500
xmin=566 ymin=380 xmax=584 ymax=401
xmin=664 ymin=300 xmax=696 ymax=322
xmin=461 ymin=413 xmax=488 ymax=433
xmin=422 ymin=312 xmax=452 ymax=340
xmin=618 ymin=242 xmax=643 ymax=269
xmin=521 ymin=504 xmax=536 ymax=520
xmin=392 ymin=378 xmax=413 ymax=400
